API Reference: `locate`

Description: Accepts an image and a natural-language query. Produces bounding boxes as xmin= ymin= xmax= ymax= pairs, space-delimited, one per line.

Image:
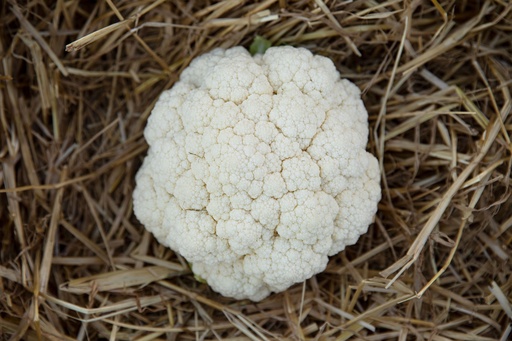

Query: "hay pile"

xmin=1 ymin=0 xmax=511 ymax=340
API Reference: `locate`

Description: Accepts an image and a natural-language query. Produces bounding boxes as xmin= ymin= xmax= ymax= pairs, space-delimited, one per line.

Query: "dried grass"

xmin=1 ymin=0 xmax=511 ymax=340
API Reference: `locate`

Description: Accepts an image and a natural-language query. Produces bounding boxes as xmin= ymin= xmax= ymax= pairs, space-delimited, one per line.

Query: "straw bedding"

xmin=1 ymin=0 xmax=511 ymax=340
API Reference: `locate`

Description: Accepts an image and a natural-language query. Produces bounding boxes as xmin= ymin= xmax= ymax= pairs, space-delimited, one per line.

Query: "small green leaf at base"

xmin=249 ymin=36 xmax=272 ymax=56
xmin=189 ymin=263 xmax=208 ymax=284
xmin=194 ymin=273 xmax=207 ymax=284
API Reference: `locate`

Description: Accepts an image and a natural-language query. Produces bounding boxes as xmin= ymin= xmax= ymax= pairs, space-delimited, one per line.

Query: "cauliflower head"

xmin=133 ymin=46 xmax=381 ymax=301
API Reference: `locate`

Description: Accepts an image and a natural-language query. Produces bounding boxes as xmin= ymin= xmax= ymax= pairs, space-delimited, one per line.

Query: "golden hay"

xmin=1 ymin=0 xmax=511 ymax=340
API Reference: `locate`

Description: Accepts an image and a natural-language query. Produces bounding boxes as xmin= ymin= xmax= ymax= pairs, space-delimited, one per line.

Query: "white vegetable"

xmin=133 ymin=46 xmax=381 ymax=301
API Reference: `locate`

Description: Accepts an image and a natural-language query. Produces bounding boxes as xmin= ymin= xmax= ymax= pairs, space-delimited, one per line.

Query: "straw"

xmin=1 ymin=0 xmax=511 ymax=339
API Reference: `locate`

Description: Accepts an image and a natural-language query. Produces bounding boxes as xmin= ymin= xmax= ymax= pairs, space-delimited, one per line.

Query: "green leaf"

xmin=249 ymin=35 xmax=272 ymax=55
xmin=194 ymin=273 xmax=207 ymax=284
xmin=189 ymin=263 xmax=207 ymax=284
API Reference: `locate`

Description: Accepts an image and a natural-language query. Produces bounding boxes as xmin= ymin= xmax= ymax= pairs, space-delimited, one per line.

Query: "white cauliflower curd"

xmin=133 ymin=46 xmax=381 ymax=301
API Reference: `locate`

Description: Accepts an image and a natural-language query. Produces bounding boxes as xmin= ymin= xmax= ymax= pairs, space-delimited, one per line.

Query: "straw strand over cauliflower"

xmin=133 ymin=46 xmax=381 ymax=301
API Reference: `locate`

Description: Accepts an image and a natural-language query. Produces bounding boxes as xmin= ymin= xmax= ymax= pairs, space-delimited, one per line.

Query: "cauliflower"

xmin=133 ymin=46 xmax=381 ymax=301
